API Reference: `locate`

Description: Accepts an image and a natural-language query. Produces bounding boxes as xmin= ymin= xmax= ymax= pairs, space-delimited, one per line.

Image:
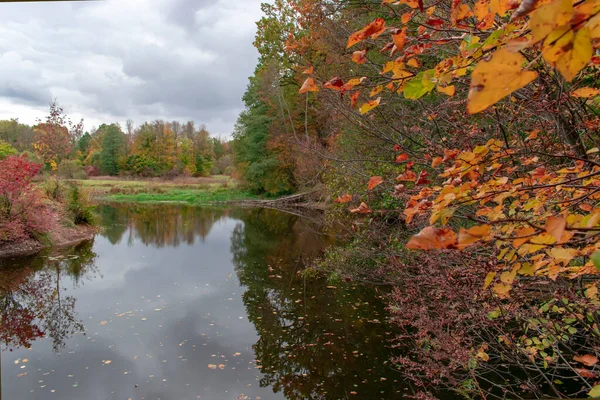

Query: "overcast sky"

xmin=0 ymin=0 xmax=264 ymax=138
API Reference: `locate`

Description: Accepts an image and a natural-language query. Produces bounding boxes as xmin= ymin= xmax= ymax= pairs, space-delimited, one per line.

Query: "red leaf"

xmin=324 ymin=77 xmax=344 ymax=91
xmin=416 ymin=170 xmax=430 ymax=185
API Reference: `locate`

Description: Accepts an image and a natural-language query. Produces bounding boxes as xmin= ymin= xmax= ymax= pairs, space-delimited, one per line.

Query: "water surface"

xmin=0 ymin=204 xmax=407 ymax=400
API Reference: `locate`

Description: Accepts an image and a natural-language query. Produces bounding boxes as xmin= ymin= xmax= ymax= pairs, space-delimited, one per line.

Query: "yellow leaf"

xmin=407 ymin=58 xmax=420 ymax=68
xmin=437 ymin=85 xmax=456 ymax=96
xmin=484 ymin=271 xmax=496 ymax=289
xmin=467 ymin=49 xmax=538 ymax=114
xmin=547 ymin=247 xmax=577 ymax=265
xmin=543 ymin=25 xmax=593 ymax=82
xmin=370 ymin=85 xmax=383 ymax=97
xmin=359 ymin=97 xmax=381 ymax=114
xmin=529 ymin=0 xmax=573 ymax=43
xmin=572 ymin=87 xmax=600 ymax=98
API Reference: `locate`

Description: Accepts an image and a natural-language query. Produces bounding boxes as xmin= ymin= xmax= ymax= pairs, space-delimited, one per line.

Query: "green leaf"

xmin=488 ymin=309 xmax=502 ymax=320
xmin=403 ymin=70 xmax=435 ymax=100
xmin=591 ymin=251 xmax=600 ymax=271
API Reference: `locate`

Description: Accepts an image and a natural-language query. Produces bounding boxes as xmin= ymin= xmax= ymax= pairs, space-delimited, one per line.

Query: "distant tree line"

xmin=0 ymin=101 xmax=233 ymax=179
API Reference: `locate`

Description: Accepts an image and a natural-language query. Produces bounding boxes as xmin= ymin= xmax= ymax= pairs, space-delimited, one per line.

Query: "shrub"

xmin=57 ymin=159 xmax=87 ymax=180
xmin=42 ymin=177 xmax=67 ymax=202
xmin=0 ymin=156 xmax=52 ymax=243
xmin=66 ymin=184 xmax=94 ymax=225
xmin=0 ymin=140 xmax=17 ymax=160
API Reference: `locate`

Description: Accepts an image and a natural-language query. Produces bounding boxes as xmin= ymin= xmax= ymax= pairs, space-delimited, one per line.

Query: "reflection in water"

xmin=0 ymin=204 xmax=411 ymax=399
xmin=0 ymin=240 xmax=96 ymax=351
xmin=97 ymin=203 xmax=231 ymax=247
xmin=231 ymin=209 xmax=407 ymax=399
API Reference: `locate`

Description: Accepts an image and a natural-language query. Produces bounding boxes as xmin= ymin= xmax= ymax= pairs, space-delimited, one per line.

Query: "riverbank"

xmin=0 ymin=221 xmax=97 ymax=260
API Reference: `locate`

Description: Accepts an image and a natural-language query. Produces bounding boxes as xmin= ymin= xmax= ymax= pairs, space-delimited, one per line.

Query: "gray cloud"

xmin=0 ymin=0 xmax=262 ymax=137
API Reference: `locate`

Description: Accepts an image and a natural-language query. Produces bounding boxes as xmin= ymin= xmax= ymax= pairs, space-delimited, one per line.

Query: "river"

xmin=0 ymin=203 xmax=414 ymax=400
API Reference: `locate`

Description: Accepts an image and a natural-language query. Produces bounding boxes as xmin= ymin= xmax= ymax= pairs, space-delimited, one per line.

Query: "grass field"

xmin=74 ymin=176 xmax=258 ymax=205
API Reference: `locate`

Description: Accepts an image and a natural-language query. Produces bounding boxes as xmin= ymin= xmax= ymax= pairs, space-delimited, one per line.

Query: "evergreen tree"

xmin=99 ymin=124 xmax=125 ymax=176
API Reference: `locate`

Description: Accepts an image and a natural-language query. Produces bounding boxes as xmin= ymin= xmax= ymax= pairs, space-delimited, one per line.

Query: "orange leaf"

xmin=493 ymin=282 xmax=511 ymax=298
xmin=396 ymin=170 xmax=417 ymax=182
xmin=458 ymin=225 xmax=492 ymax=249
xmin=352 ymin=49 xmax=368 ymax=64
xmin=368 ymin=176 xmax=384 ymax=190
xmin=545 ymin=215 xmax=566 ymax=242
xmin=513 ymin=226 xmax=536 ymax=248
xmin=303 ymin=66 xmax=314 ymax=75
xmin=392 ymin=28 xmax=407 ymax=53
xmin=432 ymin=156 xmax=443 ymax=167
xmin=401 ymin=12 xmax=413 ymax=24
xmin=406 ymin=226 xmax=457 ymax=250
xmin=299 ymin=78 xmax=319 ymax=93
xmin=350 ymin=91 xmax=360 ymax=107
xmin=396 ymin=153 xmax=409 ymax=162
xmin=335 ymin=194 xmax=353 ymax=203
xmin=350 ymin=202 xmax=372 ymax=214
xmin=347 ymin=18 xmax=386 ymax=48
xmin=574 ymin=354 xmax=599 ymax=367
xmin=451 ymin=3 xmax=474 ymax=25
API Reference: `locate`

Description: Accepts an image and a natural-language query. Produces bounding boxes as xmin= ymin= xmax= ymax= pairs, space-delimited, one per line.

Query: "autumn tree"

xmin=248 ymin=0 xmax=600 ymax=396
xmin=33 ymin=101 xmax=83 ymax=169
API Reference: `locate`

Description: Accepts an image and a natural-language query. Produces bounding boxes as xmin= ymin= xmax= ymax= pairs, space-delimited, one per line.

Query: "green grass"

xmin=106 ymin=188 xmax=258 ymax=204
xmin=71 ymin=177 xmax=259 ymax=205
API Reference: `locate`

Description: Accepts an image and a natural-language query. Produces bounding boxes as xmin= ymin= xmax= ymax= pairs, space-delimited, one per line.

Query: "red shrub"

xmin=84 ymin=165 xmax=100 ymax=177
xmin=0 ymin=156 xmax=52 ymax=243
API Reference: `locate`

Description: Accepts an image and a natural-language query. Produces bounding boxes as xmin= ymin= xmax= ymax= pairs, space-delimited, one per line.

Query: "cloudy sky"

xmin=0 ymin=0 xmax=264 ymax=138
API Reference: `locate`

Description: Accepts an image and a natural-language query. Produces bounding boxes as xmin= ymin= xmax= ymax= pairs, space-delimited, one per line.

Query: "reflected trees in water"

xmin=230 ymin=208 xmax=410 ymax=399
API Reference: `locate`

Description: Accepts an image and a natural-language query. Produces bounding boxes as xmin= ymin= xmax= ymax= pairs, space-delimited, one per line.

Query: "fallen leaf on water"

xmin=208 ymin=364 xmax=217 ymax=369
xmin=99 ymin=321 xmax=108 ymax=326
xmin=103 ymin=360 xmax=112 ymax=365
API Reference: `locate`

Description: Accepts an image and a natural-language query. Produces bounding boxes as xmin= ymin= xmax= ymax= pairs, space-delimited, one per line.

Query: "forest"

xmin=2 ymin=0 xmax=600 ymax=397
xmin=0 ymin=103 xmax=233 ymax=180
xmin=231 ymin=0 xmax=600 ymax=398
